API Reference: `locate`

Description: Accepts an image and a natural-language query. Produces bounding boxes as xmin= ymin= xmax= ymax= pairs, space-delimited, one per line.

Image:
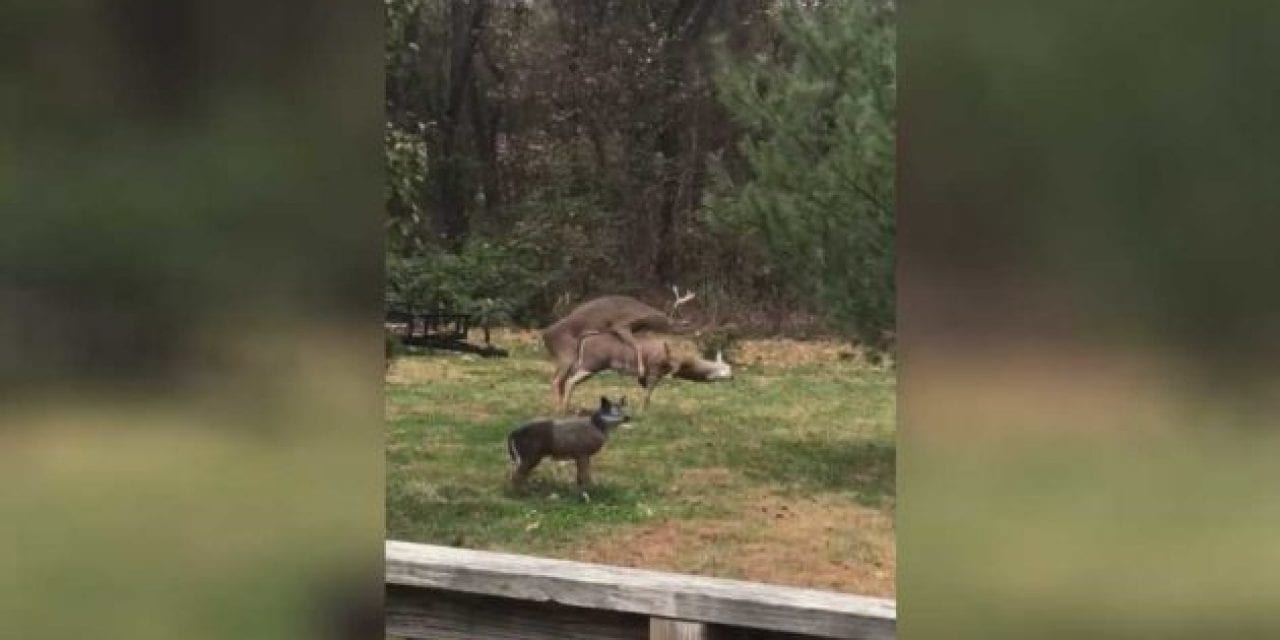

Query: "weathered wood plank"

xmin=387 ymin=585 xmax=647 ymax=640
xmin=386 ymin=541 xmax=896 ymax=639
xmin=651 ymin=618 xmax=709 ymax=640
xmin=706 ymin=624 xmax=831 ymax=640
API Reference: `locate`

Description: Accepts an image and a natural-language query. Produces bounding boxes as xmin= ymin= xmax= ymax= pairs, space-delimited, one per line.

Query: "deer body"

xmin=559 ymin=333 xmax=732 ymax=411
xmin=542 ymin=289 xmax=696 ymax=410
xmin=542 ymin=295 xmax=670 ymax=372
xmin=507 ymin=397 xmax=630 ymax=489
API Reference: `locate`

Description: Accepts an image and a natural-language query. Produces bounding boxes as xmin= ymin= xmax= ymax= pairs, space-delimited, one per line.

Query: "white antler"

xmin=669 ymin=284 xmax=696 ymax=317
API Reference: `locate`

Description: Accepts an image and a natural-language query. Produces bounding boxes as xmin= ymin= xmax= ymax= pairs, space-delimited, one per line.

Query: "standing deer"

xmin=558 ymin=332 xmax=732 ymax=412
xmin=507 ymin=396 xmax=631 ymax=492
xmin=542 ymin=286 xmax=696 ymax=410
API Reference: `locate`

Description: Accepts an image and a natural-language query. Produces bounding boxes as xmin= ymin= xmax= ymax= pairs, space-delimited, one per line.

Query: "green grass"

xmin=385 ymin=340 xmax=895 ymax=560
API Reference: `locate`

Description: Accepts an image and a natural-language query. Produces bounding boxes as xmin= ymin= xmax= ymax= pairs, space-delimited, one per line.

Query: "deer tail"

xmin=506 ymin=432 xmax=520 ymax=465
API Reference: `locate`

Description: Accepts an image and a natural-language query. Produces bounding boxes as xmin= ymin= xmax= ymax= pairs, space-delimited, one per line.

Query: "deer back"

xmin=545 ymin=296 xmax=670 ymax=337
xmin=542 ymin=295 xmax=671 ymax=362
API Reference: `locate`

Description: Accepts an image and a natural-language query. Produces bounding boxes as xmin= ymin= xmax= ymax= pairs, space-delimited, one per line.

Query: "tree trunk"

xmin=429 ymin=0 xmax=489 ymax=249
xmin=653 ymin=0 xmax=719 ymax=285
xmin=653 ymin=124 xmax=681 ymax=286
xmin=468 ymin=72 xmax=502 ymax=225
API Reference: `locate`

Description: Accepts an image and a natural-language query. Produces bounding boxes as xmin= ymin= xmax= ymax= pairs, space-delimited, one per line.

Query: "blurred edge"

xmin=901 ymin=1 xmax=1280 ymax=639
xmin=9 ymin=0 xmax=1280 ymax=638
xmin=1 ymin=1 xmax=383 ymax=639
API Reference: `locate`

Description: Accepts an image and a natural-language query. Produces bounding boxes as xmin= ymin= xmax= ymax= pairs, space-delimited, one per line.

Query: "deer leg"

xmin=560 ymin=369 xmax=595 ymax=414
xmin=574 ymin=456 xmax=592 ymax=487
xmin=551 ymin=363 xmax=571 ymax=409
xmin=642 ymin=375 xmax=661 ymax=409
xmin=511 ymin=455 xmax=542 ymax=489
xmin=610 ymin=325 xmax=645 ymax=379
xmin=572 ymin=329 xmax=606 ymax=371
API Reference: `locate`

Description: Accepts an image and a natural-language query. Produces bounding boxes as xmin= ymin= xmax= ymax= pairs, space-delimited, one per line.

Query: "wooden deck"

xmin=386 ymin=540 xmax=896 ymax=639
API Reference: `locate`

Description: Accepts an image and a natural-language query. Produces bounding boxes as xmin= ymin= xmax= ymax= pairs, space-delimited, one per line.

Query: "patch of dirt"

xmin=570 ymin=491 xmax=895 ymax=597
xmin=734 ymin=339 xmax=872 ymax=368
xmin=669 ymin=467 xmax=736 ymax=491
xmin=484 ymin=328 xmax=544 ymax=347
xmin=386 ymin=357 xmax=460 ymax=384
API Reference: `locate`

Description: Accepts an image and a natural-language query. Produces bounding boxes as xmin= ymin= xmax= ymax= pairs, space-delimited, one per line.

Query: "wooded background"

xmin=385 ymin=0 xmax=895 ymax=347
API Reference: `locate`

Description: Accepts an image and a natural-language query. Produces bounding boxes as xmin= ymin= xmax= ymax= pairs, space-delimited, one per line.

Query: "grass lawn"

xmin=385 ymin=331 xmax=897 ymax=596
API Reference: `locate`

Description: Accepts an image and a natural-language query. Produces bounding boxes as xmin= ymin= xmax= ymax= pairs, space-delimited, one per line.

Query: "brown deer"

xmin=542 ymin=286 xmax=696 ymax=410
xmin=507 ymin=396 xmax=631 ymax=492
xmin=557 ymin=332 xmax=732 ymax=412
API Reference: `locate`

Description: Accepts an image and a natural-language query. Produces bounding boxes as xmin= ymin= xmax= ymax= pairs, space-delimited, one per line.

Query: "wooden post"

xmin=650 ymin=618 xmax=709 ymax=640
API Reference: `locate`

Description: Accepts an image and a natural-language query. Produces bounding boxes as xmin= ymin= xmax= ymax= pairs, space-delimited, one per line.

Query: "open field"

xmin=385 ymin=331 xmax=897 ymax=596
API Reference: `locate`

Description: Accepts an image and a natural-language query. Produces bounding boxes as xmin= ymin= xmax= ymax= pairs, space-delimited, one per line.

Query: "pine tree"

xmin=711 ymin=0 xmax=895 ymax=347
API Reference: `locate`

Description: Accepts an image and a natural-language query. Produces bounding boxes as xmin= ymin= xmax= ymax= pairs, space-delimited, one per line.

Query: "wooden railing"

xmin=386 ymin=540 xmax=896 ymax=640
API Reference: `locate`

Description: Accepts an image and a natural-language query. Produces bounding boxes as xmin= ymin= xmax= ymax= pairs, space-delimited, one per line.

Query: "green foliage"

xmin=385 ymin=121 xmax=430 ymax=251
xmin=385 ymin=329 xmax=406 ymax=368
xmin=709 ymin=0 xmax=896 ymax=347
xmin=384 ymin=0 xmax=444 ymax=252
xmin=385 ymin=238 xmax=551 ymax=326
xmin=381 ymin=0 xmax=897 ymax=337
